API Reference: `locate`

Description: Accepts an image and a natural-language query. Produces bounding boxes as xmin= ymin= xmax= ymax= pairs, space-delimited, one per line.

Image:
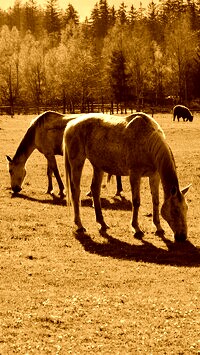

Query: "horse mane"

xmin=126 ymin=112 xmax=178 ymax=194
xmin=13 ymin=122 xmax=36 ymax=161
xmin=13 ymin=111 xmax=67 ymax=161
xmin=148 ymin=130 xmax=179 ymax=194
xmin=126 ymin=113 xmax=171 ymax=172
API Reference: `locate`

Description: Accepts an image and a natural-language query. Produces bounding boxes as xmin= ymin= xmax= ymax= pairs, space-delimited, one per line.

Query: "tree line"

xmin=1 ymin=0 xmax=200 ymax=115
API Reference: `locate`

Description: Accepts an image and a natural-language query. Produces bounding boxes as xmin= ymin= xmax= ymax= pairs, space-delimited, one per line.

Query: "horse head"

xmin=161 ymin=185 xmax=191 ymax=242
xmin=6 ymin=155 xmax=26 ymax=193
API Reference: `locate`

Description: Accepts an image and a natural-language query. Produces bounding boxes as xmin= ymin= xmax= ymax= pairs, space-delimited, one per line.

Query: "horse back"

xmin=64 ymin=113 xmax=164 ymax=176
xmin=64 ymin=114 xmax=129 ymax=174
xmin=34 ymin=111 xmax=78 ymax=156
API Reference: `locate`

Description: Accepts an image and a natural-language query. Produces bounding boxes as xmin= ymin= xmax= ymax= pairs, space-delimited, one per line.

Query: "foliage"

xmin=0 ymin=26 xmax=21 ymax=113
xmin=0 ymin=0 xmax=200 ymax=112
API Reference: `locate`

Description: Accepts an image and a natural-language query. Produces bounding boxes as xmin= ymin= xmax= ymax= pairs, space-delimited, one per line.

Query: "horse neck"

xmin=159 ymin=157 xmax=179 ymax=199
xmin=150 ymin=134 xmax=179 ymax=198
xmin=13 ymin=126 xmax=36 ymax=165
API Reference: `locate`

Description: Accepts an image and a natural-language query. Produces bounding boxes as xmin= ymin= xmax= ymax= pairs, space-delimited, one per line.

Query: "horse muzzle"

xmin=174 ymin=232 xmax=187 ymax=242
xmin=12 ymin=186 xmax=22 ymax=193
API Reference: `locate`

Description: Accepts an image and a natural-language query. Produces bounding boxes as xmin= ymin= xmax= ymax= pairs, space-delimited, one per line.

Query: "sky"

xmin=0 ymin=0 xmax=158 ymax=20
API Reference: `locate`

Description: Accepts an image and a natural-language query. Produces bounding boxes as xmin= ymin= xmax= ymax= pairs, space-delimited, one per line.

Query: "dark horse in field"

xmin=173 ymin=105 xmax=193 ymax=122
xmin=63 ymin=112 xmax=190 ymax=242
xmin=6 ymin=111 xmax=123 ymax=196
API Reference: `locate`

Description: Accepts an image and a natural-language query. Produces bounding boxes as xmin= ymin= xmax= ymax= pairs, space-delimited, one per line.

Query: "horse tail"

xmin=63 ymin=137 xmax=71 ymax=213
xmin=107 ymin=174 xmax=113 ymax=184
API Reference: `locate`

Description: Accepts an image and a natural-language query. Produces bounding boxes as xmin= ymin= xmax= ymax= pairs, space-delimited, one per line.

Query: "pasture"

xmin=0 ymin=113 xmax=200 ymax=354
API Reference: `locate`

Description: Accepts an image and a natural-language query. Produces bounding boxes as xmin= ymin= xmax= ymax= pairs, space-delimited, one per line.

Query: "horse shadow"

xmin=75 ymin=229 xmax=200 ymax=267
xmin=81 ymin=196 xmax=132 ymax=211
xmin=11 ymin=192 xmax=66 ymax=206
xmin=11 ymin=193 xmax=132 ymax=210
xmin=9 ymin=192 xmax=200 ymax=266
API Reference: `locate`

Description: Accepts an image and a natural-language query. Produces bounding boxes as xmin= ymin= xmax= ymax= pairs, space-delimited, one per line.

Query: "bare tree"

xmin=0 ymin=25 xmax=21 ymax=115
xmin=164 ymin=13 xmax=198 ymax=103
xmin=20 ymin=32 xmax=46 ymax=113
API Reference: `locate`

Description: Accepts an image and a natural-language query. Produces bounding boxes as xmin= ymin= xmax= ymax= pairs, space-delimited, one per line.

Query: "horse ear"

xmin=181 ymin=184 xmax=192 ymax=195
xmin=6 ymin=155 xmax=12 ymax=162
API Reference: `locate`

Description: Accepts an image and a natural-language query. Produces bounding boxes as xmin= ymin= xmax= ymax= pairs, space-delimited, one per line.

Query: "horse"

xmin=7 ymin=111 xmax=76 ymax=196
xmin=173 ymin=105 xmax=193 ymax=122
xmin=63 ymin=112 xmax=191 ymax=242
xmin=7 ymin=110 xmax=123 ymax=197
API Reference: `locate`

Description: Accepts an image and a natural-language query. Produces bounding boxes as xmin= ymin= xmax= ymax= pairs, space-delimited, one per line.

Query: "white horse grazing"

xmin=63 ymin=112 xmax=190 ymax=242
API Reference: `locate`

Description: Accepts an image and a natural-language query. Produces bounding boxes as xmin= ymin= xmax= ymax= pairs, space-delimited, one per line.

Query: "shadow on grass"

xmin=11 ymin=192 xmax=66 ymax=206
xmin=81 ymin=196 xmax=132 ymax=211
xmin=75 ymin=230 xmax=200 ymax=267
xmin=11 ymin=193 xmax=132 ymax=210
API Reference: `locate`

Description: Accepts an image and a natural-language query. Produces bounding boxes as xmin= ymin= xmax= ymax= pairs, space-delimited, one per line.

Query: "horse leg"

xmin=129 ymin=172 xmax=144 ymax=238
xmin=68 ymin=158 xmax=85 ymax=232
xmin=47 ymin=161 xmax=53 ymax=194
xmin=106 ymin=174 xmax=123 ymax=196
xmin=46 ymin=156 xmax=65 ymax=197
xmin=116 ymin=176 xmax=123 ymax=196
xmin=149 ymin=172 xmax=164 ymax=236
xmin=91 ymin=167 xmax=109 ymax=231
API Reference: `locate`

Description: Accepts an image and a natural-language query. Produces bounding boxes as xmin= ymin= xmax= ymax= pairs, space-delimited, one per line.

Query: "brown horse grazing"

xmin=63 ymin=112 xmax=191 ymax=242
xmin=7 ymin=111 xmax=77 ymax=196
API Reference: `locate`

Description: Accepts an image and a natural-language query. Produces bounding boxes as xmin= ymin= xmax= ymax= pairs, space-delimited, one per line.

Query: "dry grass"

xmin=0 ymin=113 xmax=200 ymax=354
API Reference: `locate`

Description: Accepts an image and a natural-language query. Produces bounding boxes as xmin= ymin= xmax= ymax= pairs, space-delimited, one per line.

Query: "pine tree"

xmin=22 ymin=0 xmax=38 ymax=36
xmin=99 ymin=0 xmax=109 ymax=37
xmin=90 ymin=3 xmax=101 ymax=38
xmin=109 ymin=6 xmax=116 ymax=28
xmin=63 ymin=4 xmax=79 ymax=26
xmin=146 ymin=1 xmax=162 ymax=43
xmin=44 ymin=0 xmax=61 ymax=35
xmin=109 ymin=49 xmax=130 ymax=112
xmin=118 ymin=2 xmax=127 ymax=25
xmin=11 ymin=0 xmax=22 ymax=31
xmin=128 ymin=5 xmax=137 ymax=27
xmin=160 ymin=0 xmax=186 ymax=24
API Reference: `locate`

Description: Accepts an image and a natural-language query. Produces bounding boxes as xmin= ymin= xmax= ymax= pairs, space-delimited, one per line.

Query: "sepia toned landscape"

xmin=0 ymin=112 xmax=200 ymax=354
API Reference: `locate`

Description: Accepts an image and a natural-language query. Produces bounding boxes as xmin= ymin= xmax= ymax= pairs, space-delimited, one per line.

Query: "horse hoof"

xmin=59 ymin=192 xmax=65 ymax=199
xmin=155 ymin=229 xmax=165 ymax=237
xmin=100 ymin=224 xmax=109 ymax=232
xmin=174 ymin=232 xmax=187 ymax=242
xmin=11 ymin=192 xmax=20 ymax=198
xmin=134 ymin=231 xmax=144 ymax=239
xmin=115 ymin=190 xmax=123 ymax=197
xmin=46 ymin=190 xmax=52 ymax=195
xmin=74 ymin=226 xmax=86 ymax=233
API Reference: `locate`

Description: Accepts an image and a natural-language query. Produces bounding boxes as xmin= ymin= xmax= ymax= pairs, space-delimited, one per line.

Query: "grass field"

xmin=0 ymin=112 xmax=200 ymax=354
